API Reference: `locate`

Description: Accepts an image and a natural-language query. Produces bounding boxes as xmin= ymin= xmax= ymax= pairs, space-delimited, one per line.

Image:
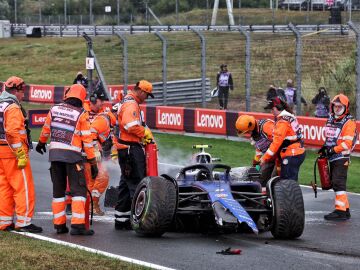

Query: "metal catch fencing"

xmin=7 ymin=23 xmax=360 ymax=118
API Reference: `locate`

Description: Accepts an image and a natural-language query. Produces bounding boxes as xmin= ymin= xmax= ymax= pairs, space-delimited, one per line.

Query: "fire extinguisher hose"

xmin=87 ymin=187 xmax=94 ymax=225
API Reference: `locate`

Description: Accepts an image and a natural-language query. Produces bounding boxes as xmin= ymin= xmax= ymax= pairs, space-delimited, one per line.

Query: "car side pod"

xmin=266 ymin=176 xmax=305 ymax=239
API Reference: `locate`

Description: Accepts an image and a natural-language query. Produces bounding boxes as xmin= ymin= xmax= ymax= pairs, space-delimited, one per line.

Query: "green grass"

xmin=154 ymin=132 xmax=360 ymax=193
xmin=0 ymin=232 xmax=148 ymax=270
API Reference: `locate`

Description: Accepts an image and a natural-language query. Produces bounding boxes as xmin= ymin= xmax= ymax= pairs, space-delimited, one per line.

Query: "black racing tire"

xmin=271 ymin=179 xmax=305 ymax=239
xmin=131 ymin=176 xmax=177 ymax=237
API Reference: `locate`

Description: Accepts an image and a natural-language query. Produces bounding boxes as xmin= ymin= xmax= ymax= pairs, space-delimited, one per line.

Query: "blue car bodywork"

xmin=175 ymin=163 xmax=269 ymax=233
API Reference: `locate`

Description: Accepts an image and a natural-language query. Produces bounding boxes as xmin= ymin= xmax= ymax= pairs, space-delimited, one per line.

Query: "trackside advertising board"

xmin=14 ymin=83 xmax=136 ymax=104
xmin=28 ymin=106 xmax=360 ymax=152
xmin=29 ymin=110 xmax=49 ymax=128
xmin=194 ymin=109 xmax=227 ymax=135
xmin=28 ymin=85 xmax=55 ymax=103
xmin=108 ymin=85 xmax=135 ymax=101
xmin=156 ymin=106 xmax=184 ymax=131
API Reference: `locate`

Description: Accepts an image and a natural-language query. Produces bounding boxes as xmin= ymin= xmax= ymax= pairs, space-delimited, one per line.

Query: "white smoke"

xmin=158 ymin=146 xmax=193 ymax=176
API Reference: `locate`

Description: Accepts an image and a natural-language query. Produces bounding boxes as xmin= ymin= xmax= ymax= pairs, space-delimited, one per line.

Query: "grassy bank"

xmin=0 ymin=8 xmax=357 ymax=112
xmin=0 ymin=233 xmax=148 ymax=270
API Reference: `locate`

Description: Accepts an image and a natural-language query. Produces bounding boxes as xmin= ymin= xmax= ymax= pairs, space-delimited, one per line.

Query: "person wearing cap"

xmin=261 ymin=96 xmax=305 ymax=181
xmin=83 ymin=89 xmax=116 ymax=215
xmin=73 ymin=71 xmax=88 ymax=89
xmin=312 ymin=87 xmax=330 ymax=118
xmin=113 ymin=80 xmax=154 ymax=230
xmin=36 ymin=84 xmax=98 ymax=235
xmin=235 ymin=115 xmax=276 ymax=187
xmin=318 ymin=94 xmax=357 ymax=221
xmin=0 ymin=76 xmax=43 ymax=233
xmin=284 ymin=79 xmax=307 ymax=110
xmin=216 ymin=64 xmax=233 ymax=110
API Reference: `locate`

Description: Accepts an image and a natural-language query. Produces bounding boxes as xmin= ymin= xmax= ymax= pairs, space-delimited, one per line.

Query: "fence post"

xmin=115 ymin=33 xmax=128 ymax=96
xmin=192 ymin=29 xmax=207 ymax=108
xmin=239 ymin=26 xmax=251 ymax=112
xmin=348 ymin=21 xmax=360 ymax=120
xmin=154 ymin=31 xmax=168 ymax=105
xmin=289 ymin=22 xmax=303 ymax=116
xmin=82 ymin=33 xmax=111 ymax=101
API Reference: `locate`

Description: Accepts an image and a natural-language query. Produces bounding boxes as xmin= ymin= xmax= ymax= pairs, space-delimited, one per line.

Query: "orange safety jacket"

xmin=0 ymin=99 xmax=29 ymax=157
xmin=324 ymin=114 xmax=357 ymax=162
xmin=83 ymin=101 xmax=115 ymax=149
xmin=262 ymin=110 xmax=305 ymax=162
xmin=91 ymin=112 xmax=114 ymax=144
xmin=39 ymin=102 xmax=95 ymax=162
xmin=251 ymin=119 xmax=274 ymax=161
xmin=114 ymin=91 xmax=146 ymax=150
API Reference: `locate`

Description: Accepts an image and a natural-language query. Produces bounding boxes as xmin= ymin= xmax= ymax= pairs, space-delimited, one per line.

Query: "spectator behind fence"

xmin=284 ymin=79 xmax=307 ymax=110
xmin=266 ymin=85 xmax=285 ymax=101
xmin=216 ymin=64 xmax=233 ymax=110
xmin=265 ymin=85 xmax=286 ymax=111
xmin=312 ymin=87 xmax=330 ymax=118
xmin=73 ymin=71 xmax=88 ymax=89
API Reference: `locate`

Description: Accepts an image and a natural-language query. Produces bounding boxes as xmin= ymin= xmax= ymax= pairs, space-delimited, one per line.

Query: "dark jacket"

xmin=73 ymin=75 xmax=88 ymax=89
xmin=312 ymin=92 xmax=330 ymax=118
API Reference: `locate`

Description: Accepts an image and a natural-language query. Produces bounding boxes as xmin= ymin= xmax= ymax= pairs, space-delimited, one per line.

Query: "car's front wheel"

xmin=270 ymin=179 xmax=305 ymax=239
xmin=131 ymin=176 xmax=177 ymax=237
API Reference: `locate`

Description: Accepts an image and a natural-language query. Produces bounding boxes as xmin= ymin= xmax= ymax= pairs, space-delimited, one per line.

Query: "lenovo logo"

xmin=157 ymin=111 xmax=182 ymax=126
xmin=196 ymin=111 xmax=224 ymax=128
xmin=34 ymin=115 xmax=46 ymax=124
xmin=30 ymin=87 xmax=53 ymax=100
xmin=301 ymin=124 xmax=326 ymax=142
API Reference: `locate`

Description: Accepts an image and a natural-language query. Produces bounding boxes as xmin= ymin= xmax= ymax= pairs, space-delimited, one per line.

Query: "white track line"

xmin=12 ymin=231 xmax=175 ymax=270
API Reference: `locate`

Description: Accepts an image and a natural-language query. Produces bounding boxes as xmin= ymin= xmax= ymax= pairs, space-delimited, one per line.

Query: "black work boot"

xmin=16 ymin=224 xmax=43 ymax=233
xmin=70 ymin=225 xmax=94 ymax=236
xmin=346 ymin=208 xmax=351 ymax=219
xmin=3 ymin=223 xmax=15 ymax=232
xmin=324 ymin=210 xmax=348 ymax=221
xmin=55 ymin=224 xmax=69 ymax=234
xmin=115 ymin=220 xmax=132 ymax=230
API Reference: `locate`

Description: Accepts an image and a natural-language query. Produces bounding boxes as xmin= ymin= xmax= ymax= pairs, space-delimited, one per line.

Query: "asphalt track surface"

xmin=29 ymin=151 xmax=360 ymax=270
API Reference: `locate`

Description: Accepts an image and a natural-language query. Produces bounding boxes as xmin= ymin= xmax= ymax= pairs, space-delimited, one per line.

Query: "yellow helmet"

xmin=235 ymin=115 xmax=256 ymax=135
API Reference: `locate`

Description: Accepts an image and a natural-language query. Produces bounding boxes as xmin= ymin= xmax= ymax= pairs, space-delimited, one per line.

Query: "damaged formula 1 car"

xmin=130 ymin=162 xmax=305 ymax=239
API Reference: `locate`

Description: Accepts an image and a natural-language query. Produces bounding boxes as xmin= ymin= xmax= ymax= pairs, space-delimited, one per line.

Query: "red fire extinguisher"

xmin=317 ymin=157 xmax=332 ymax=190
xmin=145 ymin=141 xmax=158 ymax=177
xmin=312 ymin=156 xmax=332 ymax=198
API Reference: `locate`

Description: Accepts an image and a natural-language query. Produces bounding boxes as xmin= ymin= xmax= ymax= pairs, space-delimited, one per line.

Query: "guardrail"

xmin=11 ymin=24 xmax=349 ymax=37
xmin=149 ymin=78 xmax=211 ymax=106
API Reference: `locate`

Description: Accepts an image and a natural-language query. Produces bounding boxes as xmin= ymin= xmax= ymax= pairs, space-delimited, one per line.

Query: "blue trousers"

xmin=280 ymin=152 xmax=306 ymax=181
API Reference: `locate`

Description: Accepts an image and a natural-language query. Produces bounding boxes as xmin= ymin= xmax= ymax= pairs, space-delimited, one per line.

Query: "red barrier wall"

xmin=28 ymin=105 xmax=360 ymax=152
xmin=0 ymin=83 xmax=135 ymax=104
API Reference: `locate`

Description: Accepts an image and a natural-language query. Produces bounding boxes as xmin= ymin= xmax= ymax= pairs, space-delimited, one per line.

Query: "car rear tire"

xmin=271 ymin=179 xmax=304 ymax=239
xmin=131 ymin=176 xmax=177 ymax=237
